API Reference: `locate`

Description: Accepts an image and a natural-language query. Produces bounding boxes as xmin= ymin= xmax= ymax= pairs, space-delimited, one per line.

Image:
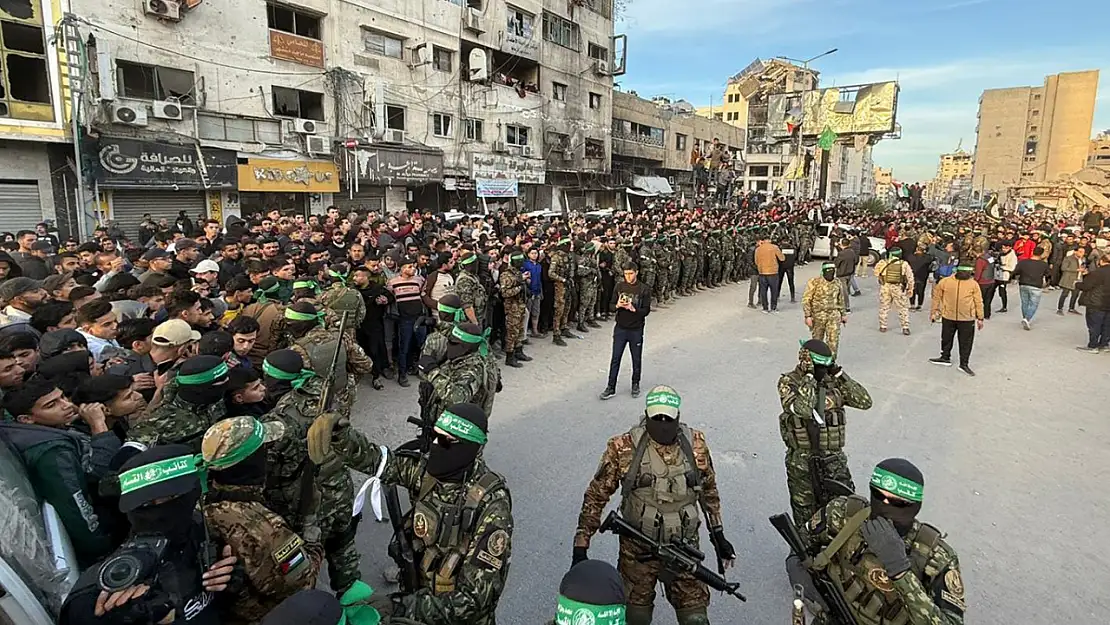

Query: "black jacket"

xmin=1078 ymin=265 xmax=1110 ymax=311
xmin=18 ymin=254 xmax=50 ymax=280
xmin=611 ymin=280 xmax=651 ymax=330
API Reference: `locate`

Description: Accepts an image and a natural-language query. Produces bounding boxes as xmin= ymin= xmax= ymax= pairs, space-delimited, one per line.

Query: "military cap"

xmin=202 ymin=416 xmax=286 ymax=470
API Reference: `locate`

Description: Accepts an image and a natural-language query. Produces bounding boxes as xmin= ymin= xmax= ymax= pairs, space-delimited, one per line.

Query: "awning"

xmin=625 ymin=187 xmax=656 ymax=197
xmin=632 ymin=175 xmax=674 ymax=196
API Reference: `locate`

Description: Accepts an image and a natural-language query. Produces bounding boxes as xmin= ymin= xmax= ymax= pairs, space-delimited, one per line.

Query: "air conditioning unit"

xmin=145 ymin=0 xmax=182 ymax=21
xmin=306 ymin=135 xmax=332 ymax=155
xmin=111 ymin=102 xmax=148 ymax=126
xmin=293 ymin=118 xmax=318 ymax=134
xmin=492 ymin=140 xmax=508 ymax=153
xmin=383 ymin=129 xmax=405 ymax=143
xmin=521 ymin=145 xmax=535 ymax=158
xmin=464 ymin=9 xmax=485 ymax=33
xmin=152 ymin=99 xmax=183 ymax=120
xmin=594 ymin=59 xmax=610 ymax=76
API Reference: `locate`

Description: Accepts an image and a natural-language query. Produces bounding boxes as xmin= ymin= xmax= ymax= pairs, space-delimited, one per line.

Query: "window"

xmin=117 ymin=60 xmax=196 ymax=105
xmin=552 ymin=82 xmax=567 ymax=101
xmin=198 ymin=113 xmax=282 ymax=143
xmin=585 ymin=139 xmax=605 ymax=159
xmin=271 ymin=86 xmax=324 ymax=120
xmin=267 ymin=3 xmax=321 ymax=39
xmin=362 ymin=29 xmax=404 ymax=59
xmin=1 ymin=19 xmax=52 ymax=118
xmin=433 ymin=46 xmax=453 ymax=72
xmin=432 ymin=112 xmax=452 ymax=137
xmin=1025 ymin=140 xmax=1037 ymax=155
xmin=612 ymin=119 xmax=664 ymax=147
xmin=1033 ymin=94 xmax=1041 ymax=100
xmin=507 ymin=124 xmax=530 ymax=146
xmin=589 ymin=92 xmax=602 ymax=109
xmin=506 ymin=6 xmax=535 ymax=38
xmin=1031 ymin=110 xmax=1040 ymax=117
xmin=385 ymin=104 xmax=405 ymax=130
xmin=583 ymin=0 xmax=611 ymax=18
xmin=1030 ymin=125 xmax=1038 ymax=132
xmin=542 ymin=12 xmax=579 ymax=50
xmin=676 ymin=134 xmax=687 ymax=151
xmin=772 ymin=165 xmax=784 ymax=177
xmin=464 ymin=118 xmax=483 ymax=141
xmin=748 ymin=165 xmax=769 ymax=177
xmin=587 ymin=42 xmax=608 ymax=61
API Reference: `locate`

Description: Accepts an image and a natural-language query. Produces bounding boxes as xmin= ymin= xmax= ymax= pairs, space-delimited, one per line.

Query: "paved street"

xmin=348 ymin=263 xmax=1110 ymax=624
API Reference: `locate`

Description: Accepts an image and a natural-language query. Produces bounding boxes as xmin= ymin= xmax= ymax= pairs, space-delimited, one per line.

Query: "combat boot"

xmin=675 ymin=607 xmax=710 ymax=625
xmin=553 ymin=334 xmax=567 ymax=347
xmin=514 ymin=347 xmax=533 ymax=362
xmin=625 ymin=605 xmax=653 ymax=625
xmin=576 ymin=322 xmax=590 ymax=333
xmin=587 ymin=319 xmax=602 ymax=328
xmin=561 ymin=327 xmax=575 ymax=339
xmin=504 ymin=351 xmax=522 ymax=368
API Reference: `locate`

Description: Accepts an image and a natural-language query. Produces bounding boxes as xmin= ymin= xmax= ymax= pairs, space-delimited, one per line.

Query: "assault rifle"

xmin=385 ymin=484 xmax=420 ymax=593
xmin=599 ymin=511 xmax=746 ymax=602
xmin=402 ymin=380 xmax=437 ymax=454
xmin=299 ymin=312 xmax=348 ymax=521
xmin=768 ymin=513 xmax=858 ymax=625
xmin=807 ymin=381 xmax=853 ymax=507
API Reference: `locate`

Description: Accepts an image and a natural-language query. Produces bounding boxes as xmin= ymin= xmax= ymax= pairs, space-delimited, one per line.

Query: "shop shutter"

xmin=0 ymin=182 xmax=43 ymax=235
xmin=110 ymin=190 xmax=205 ymax=243
xmin=333 ymin=188 xmax=385 ymax=215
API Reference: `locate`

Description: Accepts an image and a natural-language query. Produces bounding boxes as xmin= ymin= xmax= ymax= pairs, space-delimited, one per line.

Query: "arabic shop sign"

xmin=349 ymin=147 xmax=443 ymax=184
xmin=471 ymin=153 xmax=545 ymax=184
xmin=476 ymin=178 xmax=518 ymax=198
xmin=269 ymin=29 xmax=325 ymax=68
xmin=95 ymin=138 xmax=237 ymax=189
xmin=237 ymin=158 xmax=340 ymax=192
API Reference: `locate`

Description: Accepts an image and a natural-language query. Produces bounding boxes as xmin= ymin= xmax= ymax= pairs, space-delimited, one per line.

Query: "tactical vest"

xmin=619 ymin=424 xmax=702 ymax=543
xmin=300 ymin=334 xmax=348 ymax=401
xmin=410 ymin=470 xmax=507 ymax=594
xmin=785 ymin=381 xmax=847 ymax=451
xmin=815 ymin=497 xmax=945 ymax=625
xmin=321 ymin=284 xmax=367 ymax=325
xmin=881 ymin=261 xmax=904 ymax=285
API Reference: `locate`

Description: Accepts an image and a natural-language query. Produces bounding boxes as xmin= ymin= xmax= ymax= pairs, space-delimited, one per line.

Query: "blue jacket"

xmin=523 ymin=260 xmax=543 ymax=295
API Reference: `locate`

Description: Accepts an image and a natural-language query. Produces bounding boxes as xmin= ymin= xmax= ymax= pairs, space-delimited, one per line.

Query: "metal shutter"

xmin=0 ymin=182 xmax=43 ymax=234
xmin=333 ymin=188 xmax=385 ymax=214
xmin=110 ymin=190 xmax=205 ymax=242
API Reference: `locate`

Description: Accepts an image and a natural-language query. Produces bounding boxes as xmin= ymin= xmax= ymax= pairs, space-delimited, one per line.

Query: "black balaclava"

xmin=557 ymin=559 xmax=627 ymax=620
xmin=954 ymin=264 xmax=974 ymax=281
xmin=444 ymin=322 xmax=483 ymax=361
xmin=176 ymin=355 xmax=230 ymax=406
xmin=800 ymin=338 xmax=834 ymax=381
xmin=643 ymin=385 xmax=682 ymax=445
xmin=263 ymin=349 xmax=306 ymax=401
xmin=509 ymin=249 xmax=525 ymax=269
xmin=426 ymin=402 xmax=487 ymax=483
xmin=821 ymin=261 xmax=836 ymax=281
xmin=438 ymin=293 xmax=465 ymax=324
xmin=869 ymin=457 xmax=924 ymax=536
xmin=213 ymin=447 xmax=268 ymax=487
xmin=120 ymin=444 xmax=203 ymax=546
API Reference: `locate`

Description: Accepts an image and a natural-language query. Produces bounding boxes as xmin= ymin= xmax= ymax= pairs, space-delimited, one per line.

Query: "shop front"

xmin=470 ymin=153 xmax=545 ymax=213
xmin=338 ymin=144 xmax=443 ymax=215
xmin=95 ymin=137 xmax=237 ymax=240
xmin=235 ymin=158 xmax=339 ymax=220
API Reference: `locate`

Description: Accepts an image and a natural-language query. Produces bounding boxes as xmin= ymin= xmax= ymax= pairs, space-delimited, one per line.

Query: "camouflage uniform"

xmin=290 ymin=325 xmax=374 ymax=418
xmin=802 ymin=276 xmax=847 ymax=356
xmin=318 ymin=281 xmax=367 ymax=327
xmin=499 ymin=265 xmax=527 ymax=354
xmin=668 ymin=237 xmax=683 ymax=298
xmin=331 ymin=439 xmax=512 ymax=625
xmin=548 ymin=249 xmax=571 ymax=334
xmin=128 ymin=395 xmax=226 ymax=452
xmin=575 ymin=421 xmax=724 ymax=622
xmin=456 ymin=270 xmax=488 ymax=327
xmin=262 ymin=376 xmax=362 ymax=593
xmin=637 ymin=244 xmax=656 ymax=305
xmin=706 ymin=232 xmax=722 ymax=286
xmin=654 ymin=241 xmax=671 ymax=304
xmin=426 ymin=351 xmax=500 ymax=419
xmin=874 ymin=258 xmax=914 ymax=332
xmin=613 ymin=246 xmax=632 ymax=282
xmin=576 ymin=249 xmax=600 ymax=326
xmin=680 ymin=238 xmax=696 ymax=294
xmin=721 ymin=231 xmax=736 ymax=284
xmin=421 ymin=319 xmax=455 ymax=369
xmin=807 ymin=495 xmax=966 ymax=625
xmin=778 ymin=355 xmax=872 ymax=537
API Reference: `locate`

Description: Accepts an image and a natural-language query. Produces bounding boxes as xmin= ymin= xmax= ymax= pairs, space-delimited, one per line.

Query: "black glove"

xmin=861 ymin=518 xmax=911 ymax=577
xmin=571 ymin=546 xmax=588 ymax=567
xmin=417 ymin=354 xmax=441 ymax=375
xmin=709 ymin=527 xmax=736 ymax=563
xmin=826 ymin=363 xmax=842 ymax=378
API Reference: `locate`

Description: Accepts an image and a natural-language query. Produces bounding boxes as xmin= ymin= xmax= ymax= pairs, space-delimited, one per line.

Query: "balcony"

xmin=498 ymin=28 xmax=539 ymax=61
xmin=612 ymin=126 xmax=664 ymax=148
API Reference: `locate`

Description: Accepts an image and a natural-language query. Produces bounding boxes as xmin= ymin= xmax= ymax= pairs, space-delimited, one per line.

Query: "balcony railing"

xmin=612 ymin=127 xmax=664 ymax=148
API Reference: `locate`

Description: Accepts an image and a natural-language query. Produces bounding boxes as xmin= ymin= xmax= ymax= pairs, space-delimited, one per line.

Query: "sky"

xmin=614 ymin=0 xmax=1110 ymax=183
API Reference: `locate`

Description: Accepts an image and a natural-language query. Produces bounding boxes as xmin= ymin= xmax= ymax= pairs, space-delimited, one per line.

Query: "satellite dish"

xmin=468 ymin=49 xmax=488 ymax=82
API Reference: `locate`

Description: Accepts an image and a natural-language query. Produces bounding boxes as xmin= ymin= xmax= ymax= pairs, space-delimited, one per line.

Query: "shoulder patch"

xmin=476 ymin=549 xmax=503 ymax=571
xmin=272 ymin=535 xmax=307 ymax=575
xmin=487 ymin=529 xmax=508 ymax=557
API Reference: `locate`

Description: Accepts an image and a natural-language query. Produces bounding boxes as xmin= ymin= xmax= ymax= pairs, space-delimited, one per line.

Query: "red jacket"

xmin=1014 ymin=238 xmax=1034 ymax=260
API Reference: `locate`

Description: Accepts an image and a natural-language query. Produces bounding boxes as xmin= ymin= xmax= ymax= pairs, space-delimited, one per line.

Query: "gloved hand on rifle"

xmin=571 ymin=546 xmax=588 ymax=569
xmin=709 ymin=527 xmax=737 ymax=571
xmin=307 ymin=411 xmax=345 ymax=464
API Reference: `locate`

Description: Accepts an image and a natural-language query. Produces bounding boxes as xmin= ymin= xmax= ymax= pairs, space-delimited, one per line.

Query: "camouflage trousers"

xmin=577 ymin=281 xmax=597 ymax=324
xmin=784 ymin=448 xmax=854 ymax=539
xmin=619 ymin=537 xmax=709 ymax=613
xmin=640 ymin=273 xmax=655 ymax=305
xmin=707 ymin=258 xmax=722 ymax=285
xmin=670 ymin=263 xmax=682 ymax=294
xmin=319 ymin=466 xmax=362 ymax=593
xmin=654 ymin=270 xmax=669 ymax=302
xmin=681 ymin=259 xmax=696 ymax=291
xmin=811 ymin=312 xmax=843 ymax=357
xmin=553 ymin=282 xmax=568 ymax=332
xmin=504 ymin=299 xmax=526 ymax=352
xmin=722 ymin=260 xmax=734 ymax=284
xmin=878 ymin=283 xmax=910 ymax=330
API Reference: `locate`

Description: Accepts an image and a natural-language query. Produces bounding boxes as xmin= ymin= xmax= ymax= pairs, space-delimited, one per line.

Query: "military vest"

xmin=881 ymin=260 xmax=904 ymax=285
xmin=320 ymin=284 xmax=366 ymax=326
xmin=816 ymin=496 xmax=946 ymax=625
xmin=410 ymin=469 xmax=507 ymax=594
xmin=298 ymin=331 xmax=347 ymax=406
xmin=783 ymin=378 xmax=847 ymax=451
xmin=619 ymin=423 xmax=702 ymax=543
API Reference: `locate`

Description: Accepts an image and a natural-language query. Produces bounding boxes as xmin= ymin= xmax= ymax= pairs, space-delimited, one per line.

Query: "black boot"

xmin=505 ymin=352 xmax=523 ymax=368
xmin=576 ymin=322 xmax=590 ymax=333
xmin=587 ymin=319 xmax=602 ymax=328
xmin=397 ymin=373 xmax=410 ymax=388
xmin=515 ymin=348 xmax=533 ymax=362
xmin=553 ymin=334 xmax=567 ymax=347
xmin=561 ymin=328 xmax=575 ymax=338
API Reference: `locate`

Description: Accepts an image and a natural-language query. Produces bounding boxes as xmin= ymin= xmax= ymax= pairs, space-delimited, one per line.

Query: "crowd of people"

xmin=0 ymin=192 xmax=1104 ymax=624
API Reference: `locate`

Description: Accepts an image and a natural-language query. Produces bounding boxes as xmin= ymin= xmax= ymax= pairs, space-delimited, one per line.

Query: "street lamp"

xmin=774 ymin=48 xmax=838 ymax=70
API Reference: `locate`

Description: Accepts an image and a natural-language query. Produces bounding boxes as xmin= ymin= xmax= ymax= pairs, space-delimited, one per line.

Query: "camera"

xmin=97 ymin=536 xmax=169 ymax=592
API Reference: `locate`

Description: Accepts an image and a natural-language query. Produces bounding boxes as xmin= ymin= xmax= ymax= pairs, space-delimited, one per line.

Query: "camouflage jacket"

xmin=498 ymin=266 xmax=526 ymax=305
xmin=331 ymin=437 xmax=512 ymax=625
xmin=456 ymin=271 xmax=488 ymax=322
xmin=802 ymin=275 xmax=846 ymax=318
xmin=548 ymin=251 xmax=570 ymax=283
xmin=426 ymin=351 xmax=500 ymax=419
xmin=576 ymin=253 xmax=600 ymax=284
xmin=638 ymin=249 xmax=656 ymax=277
xmin=127 ymin=394 xmax=226 ymax=452
xmin=574 ymin=426 xmax=722 ymax=548
xmin=291 ymin=325 xmax=374 ymax=377
xmin=809 ymin=495 xmax=964 ymax=625
xmin=777 ymin=368 xmax=872 ymax=451
xmin=612 ymin=248 xmax=631 ymax=275
xmin=318 ymin=283 xmax=367 ymax=326
xmin=204 ymin=489 xmax=323 ymax=624
xmin=421 ymin=321 xmax=454 ymax=367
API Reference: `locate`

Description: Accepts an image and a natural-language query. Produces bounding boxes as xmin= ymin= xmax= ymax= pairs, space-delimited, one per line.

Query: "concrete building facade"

xmin=874 ymin=166 xmax=894 ymax=203
xmin=972 ymin=69 xmax=1100 ymax=193
xmin=927 ymin=148 xmax=973 ymax=205
xmin=1089 ymin=133 xmax=1110 ymax=167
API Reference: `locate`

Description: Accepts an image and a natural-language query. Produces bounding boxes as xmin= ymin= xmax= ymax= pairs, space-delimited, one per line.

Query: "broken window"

xmin=542 ymin=11 xmax=578 ymax=50
xmin=271 ymin=85 xmax=324 ymax=120
xmin=552 ymin=82 xmax=567 ymax=101
xmin=432 ymin=46 xmax=453 ymax=72
xmin=585 ymin=138 xmax=604 ymax=159
xmin=506 ymin=124 xmax=529 ymax=146
xmin=117 ymin=60 xmax=196 ymax=104
xmin=505 ymin=5 xmax=534 ymax=38
xmin=587 ymin=42 xmax=608 ymax=62
xmin=589 ymin=92 xmax=601 ymax=109
xmin=363 ymin=29 xmax=403 ymax=59
xmin=267 ymin=3 xmax=321 ymax=39
xmin=0 ymin=18 xmax=52 ymax=119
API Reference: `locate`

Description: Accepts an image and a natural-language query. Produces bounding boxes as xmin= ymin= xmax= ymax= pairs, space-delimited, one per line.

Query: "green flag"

xmin=818 ymin=126 xmax=836 ymax=150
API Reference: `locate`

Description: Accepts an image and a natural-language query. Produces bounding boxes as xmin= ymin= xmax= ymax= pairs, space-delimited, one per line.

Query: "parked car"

xmin=811 ymin=223 xmax=886 ymax=265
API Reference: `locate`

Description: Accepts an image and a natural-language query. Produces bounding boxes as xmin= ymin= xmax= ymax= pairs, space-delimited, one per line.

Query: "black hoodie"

xmin=0 ymin=251 xmax=24 ymax=280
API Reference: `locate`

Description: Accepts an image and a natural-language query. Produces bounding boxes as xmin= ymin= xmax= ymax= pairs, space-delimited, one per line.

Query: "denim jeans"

xmin=1086 ymin=309 xmax=1110 ymax=348
xmin=607 ymin=326 xmax=644 ymax=389
xmin=397 ymin=316 xmax=427 ymax=373
xmin=758 ymin=274 xmax=780 ymax=311
xmin=1019 ymin=284 xmax=1042 ymax=321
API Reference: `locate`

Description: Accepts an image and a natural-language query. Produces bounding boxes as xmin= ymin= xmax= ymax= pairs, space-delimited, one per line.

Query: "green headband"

xmin=255 ymin=282 xmax=280 ymax=304
xmin=645 ymin=390 xmax=681 ymax=410
xmin=435 ymin=409 xmax=488 ymax=444
xmin=119 ymin=454 xmax=203 ymax=495
xmin=177 ymin=361 xmax=230 ymax=386
xmin=208 ymin=419 xmax=267 ymax=470
xmin=451 ymin=324 xmax=491 ymax=357
xmin=293 ymin=280 xmax=320 ymax=292
xmin=262 ymin=360 xmax=317 ymax=390
xmin=438 ymin=302 xmax=465 ymax=322
xmin=555 ymin=597 xmax=626 ymax=625
xmin=956 ymin=265 xmax=974 ymax=272
xmin=821 ymin=262 xmax=836 ymax=270
xmin=285 ymin=308 xmax=325 ymax=326
xmin=511 ymin=253 xmax=525 ymax=261
xmin=799 ymin=339 xmax=834 ymax=366
xmin=328 ymin=269 xmax=349 ymax=283
xmin=889 ymin=248 xmax=902 ymax=256
xmin=558 ymin=237 xmax=571 ymax=245
xmin=870 ymin=467 xmax=924 ymax=503
xmin=460 ymin=254 xmax=478 ymax=266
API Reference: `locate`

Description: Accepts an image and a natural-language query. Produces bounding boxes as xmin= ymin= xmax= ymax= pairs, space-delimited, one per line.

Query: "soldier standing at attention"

xmin=573 ymin=385 xmax=736 ymax=625
xmin=779 ymin=340 xmax=872 ymax=540
xmin=548 ymin=236 xmax=572 ymax=346
xmin=456 ymin=249 xmax=488 ymax=328
xmin=802 ymin=262 xmax=849 ymax=356
xmin=576 ymin=240 xmax=603 ymax=332
xmin=803 ymin=458 xmax=966 ymax=625
xmin=874 ymin=248 xmax=915 ymax=335
xmin=499 ymin=248 xmax=531 ymax=368
xmin=422 ymin=322 xmax=501 ymax=419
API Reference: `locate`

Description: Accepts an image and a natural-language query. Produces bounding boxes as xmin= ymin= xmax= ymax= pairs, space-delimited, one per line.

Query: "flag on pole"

xmin=818 ymin=126 xmax=836 ymax=150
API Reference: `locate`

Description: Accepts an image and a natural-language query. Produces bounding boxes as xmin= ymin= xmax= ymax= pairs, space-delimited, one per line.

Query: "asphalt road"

xmin=346 ymin=262 xmax=1110 ymax=624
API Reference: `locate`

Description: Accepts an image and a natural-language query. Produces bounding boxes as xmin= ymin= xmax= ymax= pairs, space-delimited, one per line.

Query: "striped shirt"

xmin=389 ymin=274 xmax=426 ymax=318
